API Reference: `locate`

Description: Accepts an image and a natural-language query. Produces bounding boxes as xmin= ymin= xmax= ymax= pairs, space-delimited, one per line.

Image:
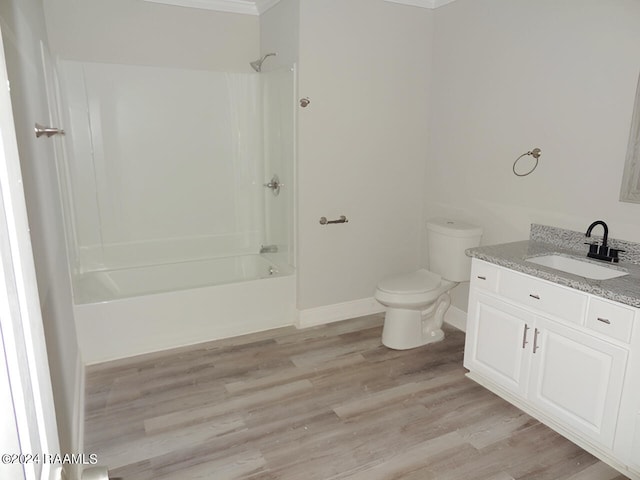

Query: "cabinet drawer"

xmin=586 ymin=297 xmax=634 ymax=343
xmin=470 ymin=259 xmax=499 ymax=292
xmin=499 ymin=269 xmax=587 ymax=324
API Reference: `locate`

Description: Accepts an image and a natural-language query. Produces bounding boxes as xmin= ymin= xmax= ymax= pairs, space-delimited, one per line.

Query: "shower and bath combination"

xmin=250 ymin=53 xmax=276 ymax=72
xmin=58 ymin=56 xmax=296 ymax=362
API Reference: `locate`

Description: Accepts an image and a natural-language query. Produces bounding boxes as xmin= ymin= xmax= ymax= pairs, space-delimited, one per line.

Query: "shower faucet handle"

xmin=264 ymin=175 xmax=283 ymax=196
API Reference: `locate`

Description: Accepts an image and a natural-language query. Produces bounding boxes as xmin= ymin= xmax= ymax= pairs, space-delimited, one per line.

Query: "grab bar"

xmin=319 ymin=215 xmax=348 ymax=225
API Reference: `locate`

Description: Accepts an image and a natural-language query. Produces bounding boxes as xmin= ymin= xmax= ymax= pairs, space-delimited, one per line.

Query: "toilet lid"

xmin=378 ymin=269 xmax=442 ymax=295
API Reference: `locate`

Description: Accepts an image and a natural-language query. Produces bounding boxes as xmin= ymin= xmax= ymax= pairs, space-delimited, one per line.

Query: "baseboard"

xmin=296 ymin=297 xmax=385 ymax=329
xmin=297 ymin=299 xmax=466 ymax=332
xmin=444 ymin=305 xmax=467 ymax=332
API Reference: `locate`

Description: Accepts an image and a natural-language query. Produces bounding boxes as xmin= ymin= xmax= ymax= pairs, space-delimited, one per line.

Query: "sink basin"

xmin=526 ymin=254 xmax=628 ymax=280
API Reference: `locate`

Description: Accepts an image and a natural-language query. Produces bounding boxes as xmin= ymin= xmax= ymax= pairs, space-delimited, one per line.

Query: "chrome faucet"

xmin=585 ymin=220 xmax=624 ymax=263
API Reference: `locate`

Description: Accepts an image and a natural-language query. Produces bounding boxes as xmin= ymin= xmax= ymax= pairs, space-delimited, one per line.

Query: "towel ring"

xmin=513 ymin=148 xmax=542 ymax=177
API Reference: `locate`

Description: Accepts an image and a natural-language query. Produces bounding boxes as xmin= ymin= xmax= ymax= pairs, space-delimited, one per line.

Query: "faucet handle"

xmin=609 ymin=248 xmax=625 ymax=262
xmin=584 ymin=242 xmax=598 ymax=255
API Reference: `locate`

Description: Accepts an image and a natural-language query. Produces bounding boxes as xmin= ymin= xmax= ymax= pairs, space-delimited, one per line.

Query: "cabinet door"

xmin=528 ymin=317 xmax=628 ymax=449
xmin=464 ymin=290 xmax=534 ymax=398
xmin=630 ymin=413 xmax=640 ymax=474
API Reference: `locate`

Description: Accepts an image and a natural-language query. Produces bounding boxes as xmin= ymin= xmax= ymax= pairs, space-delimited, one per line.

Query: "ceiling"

xmin=143 ymin=0 xmax=283 ymax=15
xmin=143 ymin=0 xmax=457 ymax=15
xmin=384 ymin=0 xmax=458 ymax=9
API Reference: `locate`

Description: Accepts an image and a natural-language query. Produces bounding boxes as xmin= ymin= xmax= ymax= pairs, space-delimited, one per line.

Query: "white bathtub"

xmin=73 ymin=255 xmax=296 ymax=364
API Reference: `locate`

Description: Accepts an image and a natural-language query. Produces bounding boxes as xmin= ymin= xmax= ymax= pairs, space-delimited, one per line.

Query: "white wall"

xmin=427 ymin=0 xmax=640 ymax=311
xmin=44 ymin=0 xmax=259 ymax=72
xmin=296 ymin=0 xmax=433 ymax=311
xmin=0 ymin=0 xmax=79 ymax=454
xmin=44 ymin=0 xmax=264 ymax=274
xmin=39 ymin=0 xmax=640 ymax=345
xmin=58 ymin=61 xmax=264 ymax=272
xmin=259 ymin=0 xmax=299 ymax=71
xmin=43 ymin=0 xmax=433 ymax=319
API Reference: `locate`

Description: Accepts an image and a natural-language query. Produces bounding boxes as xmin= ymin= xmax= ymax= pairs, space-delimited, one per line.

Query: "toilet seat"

xmin=375 ymin=269 xmax=454 ymax=307
xmin=377 ymin=269 xmax=442 ymax=294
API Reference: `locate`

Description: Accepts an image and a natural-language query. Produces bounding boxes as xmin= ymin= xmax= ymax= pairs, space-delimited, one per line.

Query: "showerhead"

xmin=250 ymin=53 xmax=276 ymax=72
xmin=249 ymin=59 xmax=262 ymax=72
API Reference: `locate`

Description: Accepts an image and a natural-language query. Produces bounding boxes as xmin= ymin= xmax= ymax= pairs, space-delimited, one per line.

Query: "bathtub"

xmin=73 ymin=255 xmax=296 ymax=364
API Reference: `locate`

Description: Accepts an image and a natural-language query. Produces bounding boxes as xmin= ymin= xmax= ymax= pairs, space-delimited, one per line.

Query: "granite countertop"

xmin=466 ymin=239 xmax=640 ymax=309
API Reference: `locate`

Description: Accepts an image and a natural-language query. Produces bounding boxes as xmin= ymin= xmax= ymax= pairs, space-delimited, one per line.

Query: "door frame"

xmin=0 ymin=25 xmax=62 ymax=480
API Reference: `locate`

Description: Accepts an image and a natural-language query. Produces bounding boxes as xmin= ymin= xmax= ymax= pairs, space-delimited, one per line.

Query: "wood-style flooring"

xmin=84 ymin=315 xmax=629 ymax=479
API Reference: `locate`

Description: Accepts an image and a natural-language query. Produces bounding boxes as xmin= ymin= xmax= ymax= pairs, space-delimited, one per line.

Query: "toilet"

xmin=375 ymin=218 xmax=482 ymax=350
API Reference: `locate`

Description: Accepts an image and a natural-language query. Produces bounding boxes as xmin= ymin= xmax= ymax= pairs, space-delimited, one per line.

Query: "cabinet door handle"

xmin=533 ymin=328 xmax=540 ymax=353
xmin=597 ymin=317 xmax=611 ymax=325
xmin=522 ymin=324 xmax=530 ymax=349
xmin=529 ymin=294 xmax=540 ymax=300
xmin=477 ymin=275 xmax=486 ymax=280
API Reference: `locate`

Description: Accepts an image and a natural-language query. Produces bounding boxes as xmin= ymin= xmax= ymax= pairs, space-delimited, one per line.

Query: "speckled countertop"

xmin=466 ymin=225 xmax=640 ymax=309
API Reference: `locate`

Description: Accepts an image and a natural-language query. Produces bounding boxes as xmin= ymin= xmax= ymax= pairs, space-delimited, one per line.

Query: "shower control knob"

xmin=300 ymin=97 xmax=310 ymax=108
xmin=264 ymin=175 xmax=282 ymax=196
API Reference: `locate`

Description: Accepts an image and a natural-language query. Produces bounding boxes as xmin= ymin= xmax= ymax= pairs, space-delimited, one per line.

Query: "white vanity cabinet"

xmin=526 ymin=316 xmax=627 ymax=448
xmin=465 ymin=291 xmax=533 ymax=398
xmin=465 ymin=258 xmax=640 ymax=479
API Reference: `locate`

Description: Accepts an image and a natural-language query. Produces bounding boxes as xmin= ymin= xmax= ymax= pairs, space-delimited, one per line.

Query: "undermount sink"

xmin=526 ymin=254 xmax=629 ymax=280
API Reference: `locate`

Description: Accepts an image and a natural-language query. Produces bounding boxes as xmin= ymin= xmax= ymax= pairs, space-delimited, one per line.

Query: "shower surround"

xmin=57 ymin=60 xmax=296 ymax=364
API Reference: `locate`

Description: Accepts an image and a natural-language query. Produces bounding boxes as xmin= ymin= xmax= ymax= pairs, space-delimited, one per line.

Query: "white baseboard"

xmin=297 ymin=297 xmax=385 ymax=329
xmin=444 ymin=305 xmax=467 ymax=332
xmin=297 ymin=299 xmax=466 ymax=332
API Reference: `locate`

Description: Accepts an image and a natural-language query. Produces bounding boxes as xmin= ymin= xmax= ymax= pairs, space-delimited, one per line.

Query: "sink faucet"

xmin=585 ymin=220 xmax=608 ymax=248
xmin=584 ymin=220 xmax=624 ymax=263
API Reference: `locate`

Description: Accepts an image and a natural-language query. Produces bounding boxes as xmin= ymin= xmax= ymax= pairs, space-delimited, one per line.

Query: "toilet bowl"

xmin=375 ymin=269 xmax=456 ymax=349
xmin=375 ymin=218 xmax=482 ymax=350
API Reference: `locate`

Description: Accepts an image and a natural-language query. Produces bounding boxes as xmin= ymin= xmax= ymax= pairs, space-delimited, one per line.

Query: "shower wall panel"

xmin=58 ymin=61 xmax=264 ymax=272
xmin=263 ymin=67 xmax=295 ymax=268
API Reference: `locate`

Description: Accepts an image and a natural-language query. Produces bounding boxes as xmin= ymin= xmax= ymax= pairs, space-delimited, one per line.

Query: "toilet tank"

xmin=426 ymin=218 xmax=483 ymax=282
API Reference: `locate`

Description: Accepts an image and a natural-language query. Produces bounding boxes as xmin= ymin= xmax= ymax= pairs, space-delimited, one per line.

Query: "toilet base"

xmin=381 ymin=293 xmax=451 ymax=350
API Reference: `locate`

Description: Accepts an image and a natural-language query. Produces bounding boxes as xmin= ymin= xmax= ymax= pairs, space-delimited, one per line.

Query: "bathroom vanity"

xmin=465 ymin=225 xmax=640 ymax=479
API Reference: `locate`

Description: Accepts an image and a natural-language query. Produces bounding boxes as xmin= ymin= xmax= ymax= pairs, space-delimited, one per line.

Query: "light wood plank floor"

xmin=84 ymin=315 xmax=629 ymax=479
